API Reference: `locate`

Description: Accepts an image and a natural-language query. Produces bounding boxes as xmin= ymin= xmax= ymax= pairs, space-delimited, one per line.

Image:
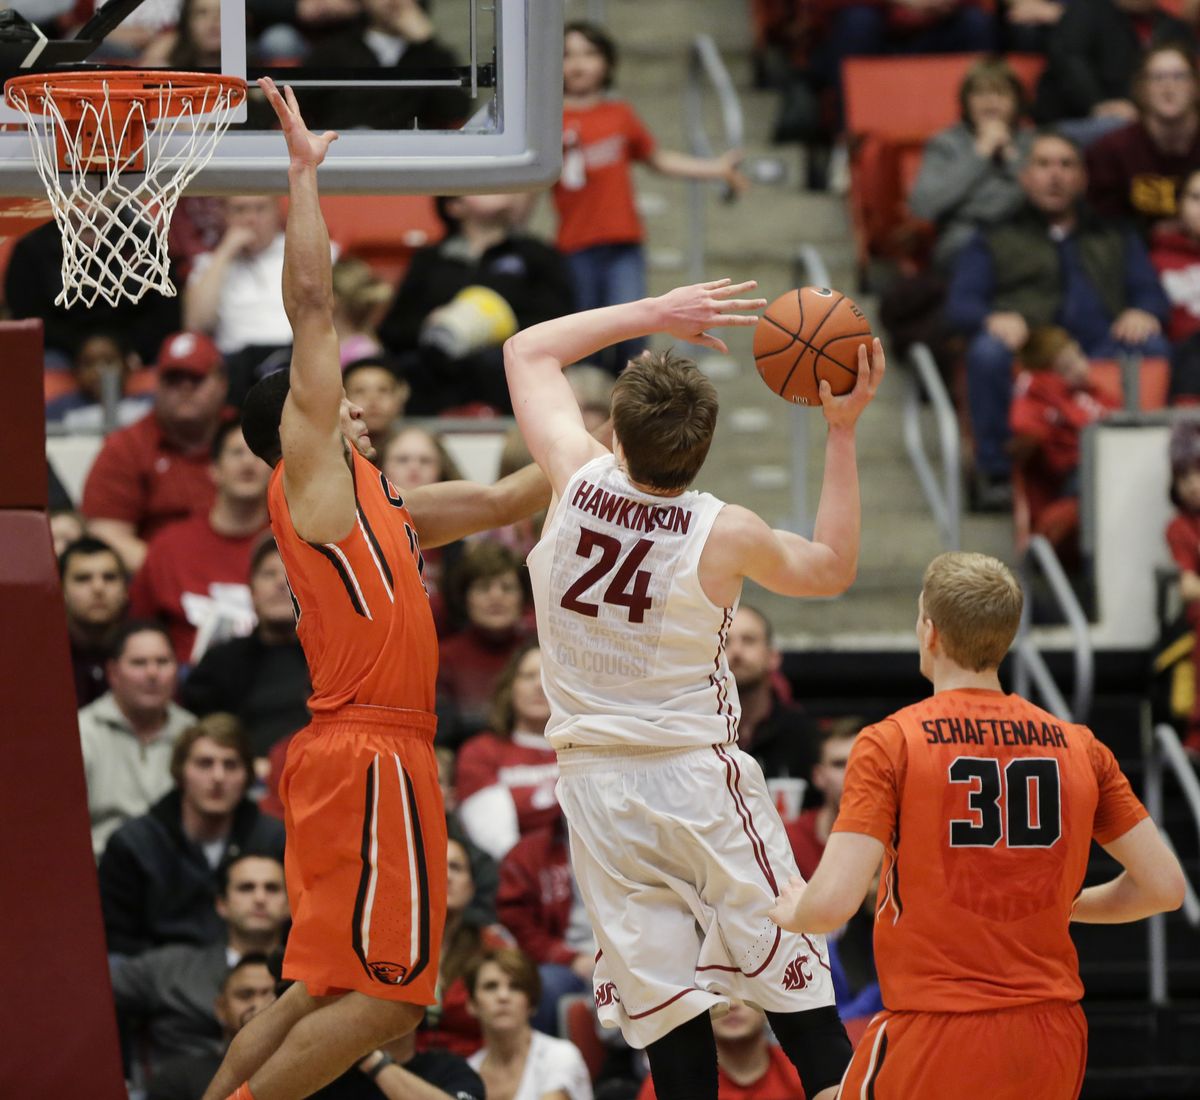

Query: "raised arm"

xmin=258 ymin=77 xmax=356 ymax=544
xmin=403 ymin=462 xmax=552 ymax=549
xmin=503 ymin=279 xmax=765 ymax=495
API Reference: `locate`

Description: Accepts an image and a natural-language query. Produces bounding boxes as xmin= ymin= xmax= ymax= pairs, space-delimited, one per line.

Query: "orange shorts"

xmin=840 ymin=1001 xmax=1086 ymax=1099
xmin=278 ymin=705 xmax=446 ymax=1004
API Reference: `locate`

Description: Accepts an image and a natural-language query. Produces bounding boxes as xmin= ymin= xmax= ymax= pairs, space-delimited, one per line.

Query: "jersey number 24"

xmin=560 ymin=527 xmax=654 ymax=623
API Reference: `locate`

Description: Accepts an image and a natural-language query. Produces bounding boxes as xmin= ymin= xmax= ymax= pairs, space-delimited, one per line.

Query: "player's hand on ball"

xmin=768 ymin=875 xmax=809 ymax=932
xmin=819 ymin=337 xmax=885 ymax=430
xmin=655 ymin=278 xmax=768 ymax=354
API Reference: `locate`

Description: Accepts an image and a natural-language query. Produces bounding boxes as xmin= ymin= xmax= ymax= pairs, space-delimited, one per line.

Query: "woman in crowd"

xmin=456 ymin=643 xmax=559 ymax=862
xmin=466 ymin=948 xmax=594 ymax=1100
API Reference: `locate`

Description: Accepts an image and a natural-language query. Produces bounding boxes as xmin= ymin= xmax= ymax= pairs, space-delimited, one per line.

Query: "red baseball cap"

xmin=156 ymin=331 xmax=224 ymax=376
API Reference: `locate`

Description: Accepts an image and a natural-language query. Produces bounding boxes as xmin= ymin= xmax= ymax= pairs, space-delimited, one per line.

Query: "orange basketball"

xmin=753 ymin=287 xmax=872 ymax=406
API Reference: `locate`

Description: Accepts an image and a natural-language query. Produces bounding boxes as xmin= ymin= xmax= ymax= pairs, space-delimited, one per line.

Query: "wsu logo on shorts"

xmin=368 ymin=960 xmax=409 ymax=984
xmin=594 ymin=981 xmax=621 ymax=1007
xmin=782 ymin=954 xmax=813 ymax=991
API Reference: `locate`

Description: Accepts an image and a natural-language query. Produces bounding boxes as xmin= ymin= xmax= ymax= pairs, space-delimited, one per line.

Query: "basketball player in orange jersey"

xmin=201 ymin=80 xmax=552 ymax=1100
xmin=770 ymin=551 xmax=1186 ymax=1099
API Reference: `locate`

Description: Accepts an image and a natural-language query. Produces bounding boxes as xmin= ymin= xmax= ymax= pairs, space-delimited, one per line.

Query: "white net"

xmin=5 ymin=73 xmax=245 ymax=308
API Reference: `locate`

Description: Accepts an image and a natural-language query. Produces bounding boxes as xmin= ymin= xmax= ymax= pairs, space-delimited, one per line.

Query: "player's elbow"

xmin=1153 ymin=862 xmax=1188 ymax=914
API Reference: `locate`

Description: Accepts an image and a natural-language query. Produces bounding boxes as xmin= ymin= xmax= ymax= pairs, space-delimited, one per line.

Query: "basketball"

xmin=753 ymin=287 xmax=873 ymax=406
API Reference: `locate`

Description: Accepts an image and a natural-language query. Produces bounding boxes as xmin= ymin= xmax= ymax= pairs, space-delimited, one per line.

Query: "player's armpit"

xmin=1071 ymin=819 xmax=1186 ymax=924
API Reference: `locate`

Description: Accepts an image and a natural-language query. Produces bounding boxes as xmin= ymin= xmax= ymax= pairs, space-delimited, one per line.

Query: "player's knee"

xmin=766 ymin=1005 xmax=852 ymax=1097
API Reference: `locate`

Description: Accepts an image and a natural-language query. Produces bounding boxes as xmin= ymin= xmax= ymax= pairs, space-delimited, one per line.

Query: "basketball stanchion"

xmin=4 ymin=70 xmax=246 ymax=308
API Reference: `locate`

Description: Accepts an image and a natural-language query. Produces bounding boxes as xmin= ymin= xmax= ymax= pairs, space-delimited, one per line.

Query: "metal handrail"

xmin=1012 ymin=534 xmax=1093 ymax=722
xmin=902 ymin=343 xmax=960 ymax=551
xmin=1144 ymin=721 xmax=1200 ymax=1004
xmin=684 ymin=34 xmax=744 ymax=284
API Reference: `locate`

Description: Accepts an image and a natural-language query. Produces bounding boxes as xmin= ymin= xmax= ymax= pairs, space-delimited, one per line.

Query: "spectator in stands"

xmin=328 ymin=1027 xmax=486 ymax=1100
xmin=456 ymin=643 xmax=559 ymax=862
xmin=821 ymin=1 xmax=996 ymax=75
xmin=4 ymin=221 xmax=180 ymax=364
xmin=141 ymin=0 xmax=222 ymax=68
xmin=1152 ymin=167 xmax=1200 ymax=343
xmin=1086 ymin=44 xmax=1200 ymax=237
xmin=60 ymin=535 xmax=130 ymax=706
xmin=497 ymin=816 xmax=596 ymax=1038
xmin=419 ymin=836 xmax=512 ymax=1058
xmin=557 ymin=21 xmax=746 ymax=372
xmin=332 ymin=258 xmax=392 ymax=367
xmin=636 ymin=1001 xmax=802 ymax=1100
xmin=50 ymin=509 xmax=85 ymax=559
xmin=944 ymin=131 xmax=1170 ymax=504
xmin=1034 ymin=0 xmax=1195 ymax=146
xmin=145 ymin=954 xmax=278 ymax=1100
xmin=111 ymin=854 xmax=288 ymax=1080
xmin=466 ymin=948 xmax=593 ymax=1100
xmin=182 ymin=539 xmax=311 ymax=765
xmin=341 ymin=357 xmax=410 ymax=440
xmin=380 ymin=426 xmax=464 ymax=633
xmin=909 ymin=58 xmax=1034 ymax=273
xmin=726 ymin=606 xmax=817 ymax=783
xmin=307 ymin=0 xmax=471 ymax=131
xmin=98 ymin=713 xmax=286 ymax=957
xmin=45 ymin=330 xmax=153 ymax=431
xmin=81 ymin=331 xmax=230 ymax=572
xmin=1166 ymin=421 xmax=1200 ymax=756
xmin=1000 ymin=0 xmax=1066 ymax=54
xmin=130 ymin=420 xmax=271 ymax=664
xmin=438 ymin=541 xmax=533 ymax=747
xmin=378 ymin=193 xmax=575 ymax=414
xmin=786 ymin=720 xmax=861 ymax=880
xmin=81 ymin=621 xmax=194 ymax=859
xmin=1009 ymin=326 xmax=1121 ymax=564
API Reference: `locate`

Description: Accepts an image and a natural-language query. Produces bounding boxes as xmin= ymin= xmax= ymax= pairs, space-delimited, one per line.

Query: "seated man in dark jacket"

xmin=944 ymin=131 xmax=1170 ymax=501
xmin=99 ymin=714 xmax=286 ymax=957
xmin=378 ymin=193 xmax=576 ymax=415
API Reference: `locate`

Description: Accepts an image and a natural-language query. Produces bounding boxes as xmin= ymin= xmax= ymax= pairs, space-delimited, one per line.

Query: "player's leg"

xmin=766 ymin=1005 xmax=853 ymax=1100
xmin=643 ymin=1011 xmax=719 ymax=1100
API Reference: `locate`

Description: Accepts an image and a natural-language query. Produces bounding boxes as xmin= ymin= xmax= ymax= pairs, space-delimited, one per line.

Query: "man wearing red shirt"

xmin=787 ymin=721 xmax=860 ymax=880
xmin=83 ymin=331 xmax=229 ymax=573
xmin=129 ymin=420 xmax=271 ymax=664
xmin=638 ymin=1003 xmax=805 ymax=1100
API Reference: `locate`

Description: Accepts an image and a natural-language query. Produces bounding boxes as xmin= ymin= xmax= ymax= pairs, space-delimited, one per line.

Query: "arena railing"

xmin=1145 ymin=721 xmax=1200 ymax=1005
xmin=1012 ymin=533 xmax=1094 ymax=723
xmin=903 ymin=342 xmax=961 ymax=551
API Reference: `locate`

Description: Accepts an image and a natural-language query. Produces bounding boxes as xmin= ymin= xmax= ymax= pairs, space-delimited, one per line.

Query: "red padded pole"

xmin=0 ymin=320 xmax=126 ymax=1097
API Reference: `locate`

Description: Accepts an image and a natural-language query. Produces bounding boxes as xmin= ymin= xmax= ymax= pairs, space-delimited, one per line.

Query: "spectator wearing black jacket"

xmin=181 ymin=539 xmax=310 ymax=763
xmin=98 ymin=714 xmax=286 ymax=957
xmin=378 ymin=193 xmax=575 ymax=415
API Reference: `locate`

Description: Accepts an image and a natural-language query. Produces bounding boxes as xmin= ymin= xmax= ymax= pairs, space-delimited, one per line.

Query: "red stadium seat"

xmin=318 ymin=194 xmax=445 ymax=285
xmin=1088 ymin=357 xmax=1171 ymax=411
xmin=559 ymin=994 xmax=607 ymax=1081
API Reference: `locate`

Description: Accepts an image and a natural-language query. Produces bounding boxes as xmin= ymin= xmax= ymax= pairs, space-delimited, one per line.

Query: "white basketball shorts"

xmin=556 ymin=742 xmax=837 ymax=1049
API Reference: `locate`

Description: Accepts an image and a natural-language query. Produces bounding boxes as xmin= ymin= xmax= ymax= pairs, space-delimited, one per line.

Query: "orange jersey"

xmin=268 ymin=449 xmax=438 ymax=715
xmin=834 ymin=688 xmax=1148 ymax=1013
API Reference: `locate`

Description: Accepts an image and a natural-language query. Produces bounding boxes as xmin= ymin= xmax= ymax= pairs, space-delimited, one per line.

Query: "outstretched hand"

xmin=655 ymin=278 xmax=767 ymax=354
xmin=258 ymin=77 xmax=338 ymax=170
xmin=820 ymin=337 xmax=885 ymax=430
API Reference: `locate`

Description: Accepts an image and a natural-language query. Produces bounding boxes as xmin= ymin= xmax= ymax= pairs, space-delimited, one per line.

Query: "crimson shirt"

xmin=638 ymin=1045 xmax=804 ymax=1100
xmin=1166 ymin=511 xmax=1200 ymax=575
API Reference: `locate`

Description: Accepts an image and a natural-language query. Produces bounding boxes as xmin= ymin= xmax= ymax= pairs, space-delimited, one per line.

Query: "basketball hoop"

xmin=4 ymin=70 xmax=246 ymax=308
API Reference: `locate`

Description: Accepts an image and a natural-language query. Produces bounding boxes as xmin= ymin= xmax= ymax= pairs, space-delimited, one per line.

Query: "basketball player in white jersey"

xmin=503 ymin=279 xmax=884 ymax=1100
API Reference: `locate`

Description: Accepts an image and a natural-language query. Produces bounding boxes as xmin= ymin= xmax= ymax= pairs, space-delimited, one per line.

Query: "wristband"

xmin=365 ymin=1052 xmax=394 ymax=1080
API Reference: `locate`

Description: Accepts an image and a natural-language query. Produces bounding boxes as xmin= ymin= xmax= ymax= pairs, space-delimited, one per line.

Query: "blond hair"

xmin=922 ymin=552 xmax=1023 ymax=671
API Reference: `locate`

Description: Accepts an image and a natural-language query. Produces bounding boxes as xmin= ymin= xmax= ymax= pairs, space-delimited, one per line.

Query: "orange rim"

xmin=4 ymin=70 xmax=247 ymax=118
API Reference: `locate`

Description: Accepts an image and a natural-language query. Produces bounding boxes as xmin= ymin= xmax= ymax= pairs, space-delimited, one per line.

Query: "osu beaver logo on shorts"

xmin=782 ymin=955 xmax=812 ymax=991
xmin=594 ymin=981 xmax=621 ymax=1007
xmin=368 ymin=960 xmax=409 ymax=984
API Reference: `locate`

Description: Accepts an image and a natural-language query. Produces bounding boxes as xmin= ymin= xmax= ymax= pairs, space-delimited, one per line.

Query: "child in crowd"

xmin=1009 ymin=326 xmax=1120 ymax=562
xmin=1151 ymin=167 xmax=1200 ymax=401
xmin=45 ymin=331 xmax=154 ymax=431
xmin=332 ymin=257 xmax=392 ymax=367
xmin=1165 ymin=420 xmax=1200 ymax=755
xmin=555 ymin=21 xmax=748 ymax=372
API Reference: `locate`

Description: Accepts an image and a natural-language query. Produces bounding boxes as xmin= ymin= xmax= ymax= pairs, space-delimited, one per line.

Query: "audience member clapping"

xmin=183 ymin=539 xmax=311 ymax=768
xmin=342 ymin=357 xmax=411 ymax=440
xmin=81 ymin=621 xmax=195 ymax=859
xmin=130 ymin=420 xmax=271 ymax=664
xmin=112 ymin=854 xmax=288 ymax=1082
xmin=99 ymin=713 xmax=286 ymax=957
xmin=456 ymin=643 xmax=560 ymax=862
xmin=81 ymin=331 xmax=230 ymax=572
xmin=60 ymin=535 xmax=130 ymax=706
xmin=1086 ymin=44 xmax=1200 ymax=237
xmin=466 ymin=948 xmax=594 ymax=1100
xmin=45 ymin=330 xmax=153 ymax=430
xmin=1165 ymin=421 xmax=1200 ymax=756
xmin=437 ymin=541 xmax=534 ymax=747
xmin=944 ymin=131 xmax=1169 ymax=503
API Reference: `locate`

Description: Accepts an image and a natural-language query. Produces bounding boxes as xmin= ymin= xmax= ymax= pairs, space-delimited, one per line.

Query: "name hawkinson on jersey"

xmin=922 ymin=716 xmax=1070 ymax=748
xmin=570 ymin=479 xmax=695 ymax=535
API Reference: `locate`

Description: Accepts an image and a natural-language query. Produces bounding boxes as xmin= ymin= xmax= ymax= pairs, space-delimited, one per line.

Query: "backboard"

xmin=0 ymin=0 xmax=563 ymax=195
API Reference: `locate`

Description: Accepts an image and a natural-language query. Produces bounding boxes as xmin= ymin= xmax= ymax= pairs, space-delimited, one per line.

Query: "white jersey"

xmin=527 ymin=453 xmax=738 ymax=750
